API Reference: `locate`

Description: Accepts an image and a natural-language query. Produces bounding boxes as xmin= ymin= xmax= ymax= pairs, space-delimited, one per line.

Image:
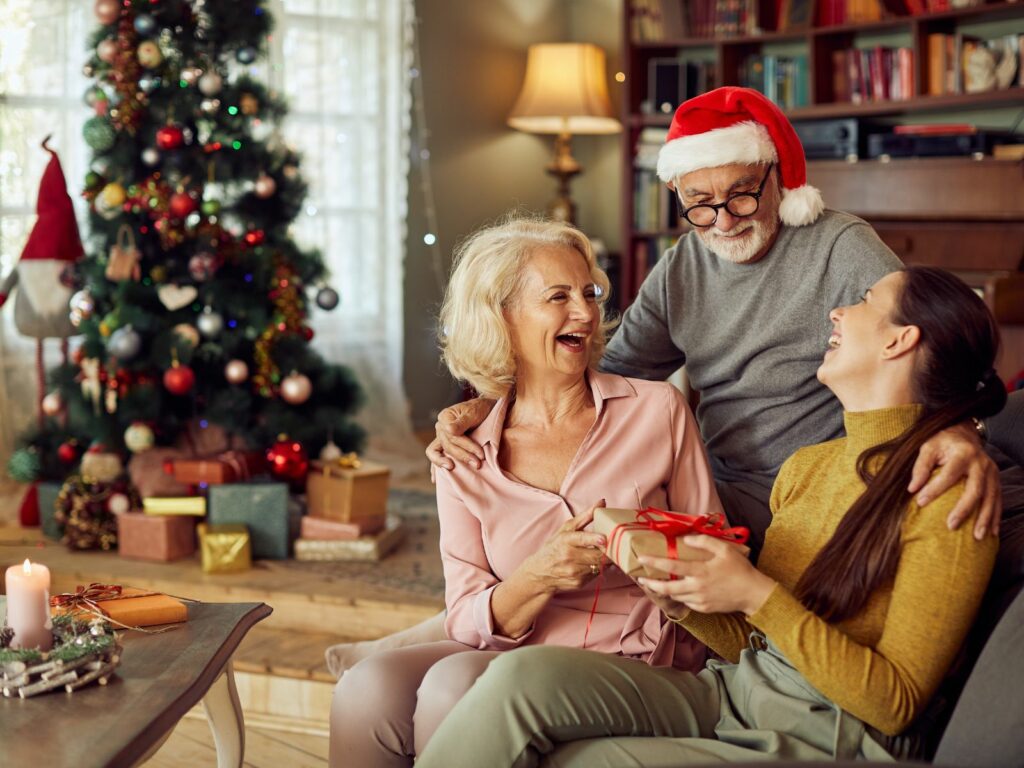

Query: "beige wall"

xmin=403 ymin=0 xmax=624 ymax=428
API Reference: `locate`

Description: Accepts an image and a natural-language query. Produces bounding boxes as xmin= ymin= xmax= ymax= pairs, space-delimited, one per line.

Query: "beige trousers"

xmin=328 ymin=640 xmax=498 ymax=768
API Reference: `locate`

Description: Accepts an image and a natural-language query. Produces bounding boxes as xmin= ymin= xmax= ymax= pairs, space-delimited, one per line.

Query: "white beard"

xmin=697 ymin=216 xmax=778 ymax=264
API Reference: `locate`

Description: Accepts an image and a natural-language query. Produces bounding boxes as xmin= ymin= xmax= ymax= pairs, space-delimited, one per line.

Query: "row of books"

xmin=832 ymin=47 xmax=916 ymax=104
xmin=630 ymin=0 xmax=761 ymax=41
xmin=633 ymin=170 xmax=681 ymax=232
xmin=740 ymin=55 xmax=811 ymax=109
xmin=926 ymin=33 xmax=1022 ymax=96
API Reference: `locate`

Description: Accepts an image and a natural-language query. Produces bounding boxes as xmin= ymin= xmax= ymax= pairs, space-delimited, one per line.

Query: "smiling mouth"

xmin=556 ymin=332 xmax=588 ymax=351
xmin=827 ymin=333 xmax=841 ymax=351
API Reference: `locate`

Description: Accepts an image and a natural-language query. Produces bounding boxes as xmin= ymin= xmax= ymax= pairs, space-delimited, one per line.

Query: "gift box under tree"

xmin=207 ymin=482 xmax=296 ymax=559
xmin=306 ymin=457 xmax=389 ymax=530
xmin=117 ymin=512 xmax=196 ymax=562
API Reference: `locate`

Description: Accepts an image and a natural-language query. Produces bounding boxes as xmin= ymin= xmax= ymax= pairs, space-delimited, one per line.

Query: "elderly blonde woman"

xmin=329 ymin=217 xmax=724 ymax=768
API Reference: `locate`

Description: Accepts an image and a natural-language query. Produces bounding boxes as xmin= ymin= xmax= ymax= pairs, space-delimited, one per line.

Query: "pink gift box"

xmin=300 ymin=514 xmax=384 ymax=540
xmin=117 ymin=512 xmax=196 ymax=562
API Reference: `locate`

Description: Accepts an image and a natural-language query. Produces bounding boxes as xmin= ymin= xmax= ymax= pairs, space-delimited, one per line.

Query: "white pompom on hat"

xmin=656 ymin=87 xmax=824 ymax=227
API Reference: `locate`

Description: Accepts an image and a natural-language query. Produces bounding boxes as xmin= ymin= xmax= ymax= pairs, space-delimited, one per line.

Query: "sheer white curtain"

xmin=0 ymin=0 xmax=418 ymax=470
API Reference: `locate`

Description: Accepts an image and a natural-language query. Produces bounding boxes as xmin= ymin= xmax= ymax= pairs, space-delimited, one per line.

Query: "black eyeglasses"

xmin=676 ymin=164 xmax=774 ymax=228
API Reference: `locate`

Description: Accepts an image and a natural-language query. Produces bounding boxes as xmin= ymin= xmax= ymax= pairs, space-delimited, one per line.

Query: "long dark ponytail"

xmin=794 ymin=267 xmax=1006 ymax=623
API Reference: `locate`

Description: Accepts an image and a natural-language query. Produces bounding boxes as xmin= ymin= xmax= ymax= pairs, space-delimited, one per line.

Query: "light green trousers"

xmin=415 ymin=637 xmax=900 ymax=768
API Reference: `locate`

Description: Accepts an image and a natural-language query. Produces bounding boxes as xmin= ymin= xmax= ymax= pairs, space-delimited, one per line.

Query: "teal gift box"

xmin=207 ymin=482 xmax=296 ymax=560
xmin=38 ymin=482 xmax=63 ymax=540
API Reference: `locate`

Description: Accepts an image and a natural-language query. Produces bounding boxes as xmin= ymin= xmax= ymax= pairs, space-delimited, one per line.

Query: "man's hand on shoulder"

xmin=909 ymin=422 xmax=1001 ymax=540
xmin=425 ymin=397 xmax=495 ymax=473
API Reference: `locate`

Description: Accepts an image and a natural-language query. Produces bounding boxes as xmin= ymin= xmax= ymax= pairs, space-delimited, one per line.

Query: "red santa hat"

xmin=656 ymin=87 xmax=824 ymax=227
xmin=20 ymin=136 xmax=84 ymax=263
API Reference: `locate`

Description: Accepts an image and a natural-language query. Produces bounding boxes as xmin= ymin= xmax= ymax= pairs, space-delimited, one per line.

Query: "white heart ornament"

xmin=157 ymin=284 xmax=199 ymax=311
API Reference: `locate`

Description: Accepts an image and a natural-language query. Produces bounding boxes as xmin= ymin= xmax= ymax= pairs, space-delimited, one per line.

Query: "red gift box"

xmin=167 ymin=450 xmax=266 ymax=486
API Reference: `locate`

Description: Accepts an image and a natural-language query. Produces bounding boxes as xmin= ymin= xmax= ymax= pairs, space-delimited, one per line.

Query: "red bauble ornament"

xmin=156 ymin=124 xmax=184 ymax=150
xmin=57 ymin=441 xmax=79 ymax=464
xmin=169 ymin=191 xmax=198 ymax=219
xmin=163 ymin=362 xmax=196 ymax=395
xmin=300 ymin=326 xmax=314 ymax=341
xmin=244 ymin=229 xmax=265 ymax=246
xmin=266 ymin=436 xmax=309 ymax=485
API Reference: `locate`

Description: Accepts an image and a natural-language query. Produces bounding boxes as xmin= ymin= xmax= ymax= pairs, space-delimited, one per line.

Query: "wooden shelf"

xmin=786 ymin=87 xmax=1024 ymax=119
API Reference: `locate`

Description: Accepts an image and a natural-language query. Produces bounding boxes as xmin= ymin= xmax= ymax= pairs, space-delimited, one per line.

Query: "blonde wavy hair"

xmin=438 ymin=216 xmax=616 ymax=399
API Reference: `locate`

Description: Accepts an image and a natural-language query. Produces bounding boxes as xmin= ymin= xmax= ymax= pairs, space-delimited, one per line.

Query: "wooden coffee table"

xmin=0 ymin=599 xmax=272 ymax=767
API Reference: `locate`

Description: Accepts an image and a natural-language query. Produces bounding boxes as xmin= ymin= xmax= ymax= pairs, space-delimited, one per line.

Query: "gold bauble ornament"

xmin=100 ymin=181 xmax=126 ymax=208
xmin=42 ymin=391 xmax=64 ymax=417
xmin=239 ymin=93 xmax=259 ymax=115
xmin=137 ymin=40 xmax=163 ymax=68
xmin=224 ymin=359 xmax=249 ymax=385
xmin=280 ymin=371 xmax=312 ymax=405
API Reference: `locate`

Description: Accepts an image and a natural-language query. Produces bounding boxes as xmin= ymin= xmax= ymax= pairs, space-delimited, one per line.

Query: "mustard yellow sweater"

xmin=682 ymin=405 xmax=997 ymax=736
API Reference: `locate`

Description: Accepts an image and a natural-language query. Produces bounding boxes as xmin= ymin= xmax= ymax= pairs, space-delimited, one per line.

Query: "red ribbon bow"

xmin=50 ymin=583 xmax=124 ymax=613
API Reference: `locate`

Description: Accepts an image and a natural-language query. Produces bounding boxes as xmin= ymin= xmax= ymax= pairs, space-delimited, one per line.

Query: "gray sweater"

xmin=601 ymin=209 xmax=901 ymax=490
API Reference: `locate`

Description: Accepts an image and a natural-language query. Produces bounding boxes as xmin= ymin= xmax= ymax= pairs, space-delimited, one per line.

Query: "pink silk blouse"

xmin=434 ymin=370 xmax=725 ymax=670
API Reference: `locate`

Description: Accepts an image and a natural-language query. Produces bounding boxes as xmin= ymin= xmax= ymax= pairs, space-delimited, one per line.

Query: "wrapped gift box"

xmin=143 ymin=496 xmax=206 ymax=516
xmin=38 ymin=481 xmax=63 ymax=541
xmin=117 ymin=512 xmax=196 ymax=562
xmin=306 ymin=458 xmax=389 ymax=525
xmin=207 ymin=482 xmax=293 ymax=559
xmin=294 ymin=516 xmax=406 ymax=561
xmin=595 ymin=507 xmax=747 ymax=581
xmin=52 ymin=586 xmax=187 ymax=627
xmin=300 ymin=513 xmax=383 ymax=540
xmin=197 ymin=523 xmax=252 ymax=573
xmin=168 ymin=450 xmax=266 ymax=486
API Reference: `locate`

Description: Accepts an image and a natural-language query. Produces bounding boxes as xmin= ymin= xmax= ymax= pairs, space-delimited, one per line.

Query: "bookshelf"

xmin=619 ymin=0 xmax=1024 ymax=308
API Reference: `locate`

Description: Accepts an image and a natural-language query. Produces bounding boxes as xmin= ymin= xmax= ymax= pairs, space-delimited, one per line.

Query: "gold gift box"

xmin=305 ymin=458 xmax=389 ymax=524
xmin=594 ymin=507 xmax=713 ymax=581
xmin=197 ymin=523 xmax=252 ymax=573
xmin=143 ymin=496 xmax=207 ymax=516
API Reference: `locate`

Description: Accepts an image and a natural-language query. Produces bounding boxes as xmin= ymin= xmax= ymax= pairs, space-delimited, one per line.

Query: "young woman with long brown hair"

xmin=413 ymin=266 xmax=1006 ymax=767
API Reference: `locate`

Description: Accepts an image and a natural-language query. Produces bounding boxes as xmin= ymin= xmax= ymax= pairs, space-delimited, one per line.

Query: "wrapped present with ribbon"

xmin=595 ymin=507 xmax=749 ymax=581
xmin=51 ymin=583 xmax=188 ymax=628
xmin=197 ymin=523 xmax=252 ymax=573
xmin=306 ymin=455 xmax=389 ymax=528
xmin=117 ymin=511 xmax=196 ymax=562
xmin=167 ymin=449 xmax=266 ymax=486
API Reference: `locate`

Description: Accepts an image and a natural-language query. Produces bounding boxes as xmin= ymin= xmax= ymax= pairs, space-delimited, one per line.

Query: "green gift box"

xmin=207 ymin=482 xmax=294 ymax=559
xmin=38 ymin=482 xmax=63 ymax=540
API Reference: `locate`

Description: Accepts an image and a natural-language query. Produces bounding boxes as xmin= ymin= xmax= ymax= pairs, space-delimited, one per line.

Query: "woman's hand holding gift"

xmin=637 ymin=535 xmax=776 ymax=617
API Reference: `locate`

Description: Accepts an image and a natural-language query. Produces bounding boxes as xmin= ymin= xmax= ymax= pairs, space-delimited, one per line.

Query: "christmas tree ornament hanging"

xmin=57 ymin=440 xmax=79 ymax=464
xmin=83 ymin=117 xmax=116 ymax=151
xmin=239 ymin=93 xmax=260 ymax=115
xmin=157 ymin=283 xmax=198 ymax=311
xmin=42 ymin=391 xmax=65 ymax=417
xmin=123 ymin=421 xmax=155 ymax=453
xmin=224 ymin=359 xmax=249 ymax=384
xmin=266 ymin=435 xmax=309 ymax=484
xmin=319 ymin=439 xmax=343 ymax=462
xmin=96 ymin=38 xmax=118 ymax=64
xmin=254 ymin=173 xmax=276 ymax=198
xmin=198 ymin=71 xmax=223 ymax=95
xmin=172 ymin=323 xmax=201 ymax=348
xmin=197 ymin=305 xmax=224 ymax=338
xmin=200 ymin=98 xmax=221 ymax=115
xmin=69 ymin=290 xmax=96 ymax=327
xmin=163 ymin=356 xmax=196 ymax=396
xmin=141 ymin=147 xmax=160 ymax=166
xmin=107 ymin=492 xmax=131 ymax=514
xmin=188 ymin=250 xmax=219 ymax=281
xmin=169 ymin=189 xmax=198 ymax=219
xmin=94 ymin=0 xmax=119 ymax=24
xmin=283 ymin=164 xmax=299 ymax=179
xmin=108 ymin=325 xmax=142 ymax=361
xmin=133 ymin=13 xmax=157 ymax=36
xmin=316 ymin=286 xmax=340 ymax=310
xmin=244 ymin=229 xmax=265 ymax=246
xmin=180 ymin=66 xmax=201 ymax=86
xmin=138 ymin=75 xmax=161 ymax=93
xmin=99 ymin=181 xmax=126 ymax=208
xmin=60 ymin=262 xmax=84 ymax=290
xmin=156 ymin=124 xmax=184 ymax=150
xmin=200 ymin=198 xmax=221 ymax=216
xmin=136 ymin=41 xmax=163 ymax=69
xmin=236 ymin=46 xmax=258 ymax=64
xmin=280 ymin=371 xmax=312 ymax=405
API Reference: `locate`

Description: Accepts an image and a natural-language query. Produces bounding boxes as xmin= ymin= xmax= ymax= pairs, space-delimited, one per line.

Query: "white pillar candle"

xmin=4 ymin=559 xmax=53 ymax=651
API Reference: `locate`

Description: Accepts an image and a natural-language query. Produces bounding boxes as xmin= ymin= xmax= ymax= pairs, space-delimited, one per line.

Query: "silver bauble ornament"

xmin=108 ymin=324 xmax=142 ymax=360
xmin=197 ymin=306 xmax=224 ymax=338
xmin=107 ymin=491 xmax=131 ymax=514
xmin=97 ymin=38 xmax=118 ymax=63
xmin=123 ymin=421 xmax=155 ymax=454
xmin=316 ymin=286 xmax=340 ymax=310
xmin=319 ymin=439 xmax=342 ymax=462
xmin=236 ymin=46 xmax=257 ymax=64
xmin=224 ymin=359 xmax=249 ymax=384
xmin=280 ymin=371 xmax=312 ymax=405
xmin=141 ymin=147 xmax=160 ymax=166
xmin=133 ymin=13 xmax=157 ymax=36
xmin=198 ymin=71 xmax=223 ymax=95
xmin=69 ymin=290 xmax=95 ymax=325
xmin=42 ymin=391 xmax=64 ymax=417
xmin=254 ymin=174 xmax=276 ymax=198
xmin=138 ymin=75 xmax=161 ymax=93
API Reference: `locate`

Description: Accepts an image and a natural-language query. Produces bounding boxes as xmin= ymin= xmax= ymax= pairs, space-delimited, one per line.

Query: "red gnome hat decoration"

xmin=22 ymin=135 xmax=85 ymax=267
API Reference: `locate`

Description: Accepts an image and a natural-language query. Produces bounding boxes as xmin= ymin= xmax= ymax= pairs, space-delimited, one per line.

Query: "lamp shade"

xmin=508 ymin=43 xmax=621 ymax=135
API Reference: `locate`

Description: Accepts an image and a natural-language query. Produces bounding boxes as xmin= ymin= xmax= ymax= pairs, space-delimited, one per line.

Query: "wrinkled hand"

xmin=637 ymin=536 xmax=774 ymax=617
xmin=425 ymin=397 xmax=495 ymax=473
xmin=520 ymin=502 xmax=607 ymax=595
xmin=909 ymin=422 xmax=1002 ymax=539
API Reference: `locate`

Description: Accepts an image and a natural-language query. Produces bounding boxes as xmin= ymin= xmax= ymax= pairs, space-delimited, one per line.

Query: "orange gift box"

xmin=168 ymin=450 xmax=266 ymax=485
xmin=306 ymin=458 xmax=389 ymax=524
xmin=52 ymin=585 xmax=188 ymax=627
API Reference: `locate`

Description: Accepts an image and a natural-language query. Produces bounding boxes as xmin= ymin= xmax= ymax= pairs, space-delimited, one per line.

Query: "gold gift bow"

xmin=319 ymin=452 xmax=361 ymax=514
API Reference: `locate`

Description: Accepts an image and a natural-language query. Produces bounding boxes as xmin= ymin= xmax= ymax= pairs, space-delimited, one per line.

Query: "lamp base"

xmin=546 ymin=132 xmax=581 ymax=226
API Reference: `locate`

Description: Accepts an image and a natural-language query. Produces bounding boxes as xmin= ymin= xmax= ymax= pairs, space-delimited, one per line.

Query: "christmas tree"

xmin=10 ymin=0 xmax=365 ymax=484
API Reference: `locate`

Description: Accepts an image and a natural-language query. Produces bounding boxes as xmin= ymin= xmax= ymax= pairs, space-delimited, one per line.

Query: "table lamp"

xmin=508 ymin=42 xmax=621 ymax=224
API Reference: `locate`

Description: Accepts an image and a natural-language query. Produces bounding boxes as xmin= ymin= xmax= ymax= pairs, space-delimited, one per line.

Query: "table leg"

xmin=202 ymin=659 xmax=245 ymax=768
